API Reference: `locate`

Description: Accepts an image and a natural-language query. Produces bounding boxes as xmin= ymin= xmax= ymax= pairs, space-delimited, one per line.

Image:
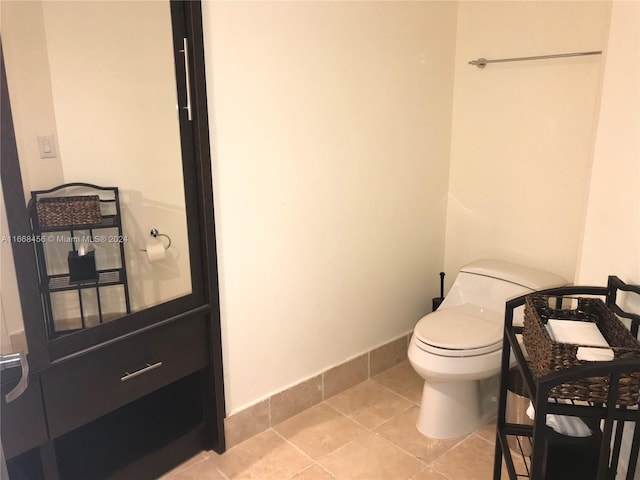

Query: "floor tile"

xmin=158 ymin=452 xmax=211 ymax=479
xmin=409 ymin=467 xmax=451 ymax=480
xmin=429 ymin=435 xmax=497 ymax=480
xmin=372 ymin=361 xmax=423 ymax=404
xmin=374 ymin=406 xmax=461 ymax=463
xmin=318 ymin=431 xmax=424 ymax=480
xmin=164 ymin=457 xmax=226 ymax=479
xmin=211 ymin=429 xmax=312 ymax=480
xmin=273 ymin=403 xmax=367 ymax=459
xmin=164 ymin=363 xmax=526 ymax=480
xmin=325 ymin=379 xmax=413 ymax=429
xmin=465 ymin=425 xmax=531 ymax=477
xmin=475 ymin=421 xmax=497 ymax=443
xmin=290 ymin=464 xmax=337 ymax=480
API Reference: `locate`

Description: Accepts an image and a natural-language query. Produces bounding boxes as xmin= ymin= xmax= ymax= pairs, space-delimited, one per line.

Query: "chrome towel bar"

xmin=469 ymin=50 xmax=602 ymax=69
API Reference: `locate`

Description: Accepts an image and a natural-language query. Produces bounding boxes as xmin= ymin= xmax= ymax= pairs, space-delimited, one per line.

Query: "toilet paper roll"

xmin=145 ymin=239 xmax=166 ymax=263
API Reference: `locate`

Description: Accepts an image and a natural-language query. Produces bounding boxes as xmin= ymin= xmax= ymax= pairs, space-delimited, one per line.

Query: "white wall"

xmin=444 ymin=1 xmax=611 ymax=285
xmin=0 ymin=0 xmax=64 ymax=197
xmin=576 ymin=0 xmax=639 ymax=289
xmin=574 ymin=3 xmax=640 ymax=476
xmin=202 ymin=1 xmax=458 ymax=413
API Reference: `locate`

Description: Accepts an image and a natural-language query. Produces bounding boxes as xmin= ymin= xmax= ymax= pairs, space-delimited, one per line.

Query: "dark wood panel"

xmin=1 ymin=376 xmax=49 ymax=459
xmin=54 ymin=372 xmax=205 ymax=480
xmin=107 ymin=426 xmax=204 ymax=480
xmin=42 ymin=315 xmax=208 ymax=439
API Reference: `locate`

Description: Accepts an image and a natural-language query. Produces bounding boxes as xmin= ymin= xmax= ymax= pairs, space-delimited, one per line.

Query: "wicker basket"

xmin=36 ymin=195 xmax=102 ymax=228
xmin=523 ymin=294 xmax=640 ymax=406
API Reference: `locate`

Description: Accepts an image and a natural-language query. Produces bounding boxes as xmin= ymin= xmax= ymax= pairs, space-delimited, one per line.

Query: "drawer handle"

xmin=120 ymin=361 xmax=163 ymax=382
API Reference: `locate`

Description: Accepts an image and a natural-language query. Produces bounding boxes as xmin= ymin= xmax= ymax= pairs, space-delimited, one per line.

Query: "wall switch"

xmin=37 ymin=135 xmax=57 ymax=158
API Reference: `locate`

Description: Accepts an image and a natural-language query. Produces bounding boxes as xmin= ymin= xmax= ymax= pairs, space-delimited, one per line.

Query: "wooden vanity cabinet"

xmin=3 ymin=309 xmax=221 ymax=480
xmin=0 ymin=1 xmax=225 ymax=478
xmin=42 ymin=314 xmax=208 ymax=439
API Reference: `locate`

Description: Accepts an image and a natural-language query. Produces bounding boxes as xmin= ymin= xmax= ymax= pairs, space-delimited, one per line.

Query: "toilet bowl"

xmin=408 ymin=259 xmax=566 ymax=439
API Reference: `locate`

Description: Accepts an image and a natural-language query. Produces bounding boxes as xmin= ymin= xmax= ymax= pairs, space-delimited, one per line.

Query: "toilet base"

xmin=416 ymin=378 xmax=497 ymax=439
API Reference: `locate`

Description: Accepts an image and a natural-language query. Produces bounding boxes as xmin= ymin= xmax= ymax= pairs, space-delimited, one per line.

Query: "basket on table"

xmin=36 ymin=195 xmax=102 ymax=228
xmin=523 ymin=294 xmax=640 ymax=406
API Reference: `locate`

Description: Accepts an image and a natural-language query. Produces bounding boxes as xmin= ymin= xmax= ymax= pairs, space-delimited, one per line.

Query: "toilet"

xmin=408 ymin=259 xmax=566 ymax=439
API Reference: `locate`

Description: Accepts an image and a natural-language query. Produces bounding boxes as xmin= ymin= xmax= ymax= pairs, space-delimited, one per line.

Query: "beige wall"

xmin=574 ymin=3 xmax=639 ymax=475
xmin=444 ymin=1 xmax=611 ymax=285
xmin=576 ymin=0 xmax=639 ymax=289
xmin=203 ymin=1 xmax=458 ymax=413
xmin=1 ymin=0 xmax=64 ymax=197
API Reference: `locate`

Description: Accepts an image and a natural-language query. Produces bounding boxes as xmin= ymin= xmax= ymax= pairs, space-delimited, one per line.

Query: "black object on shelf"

xmin=493 ymin=276 xmax=640 ymax=480
xmin=30 ymin=183 xmax=131 ymax=337
xmin=67 ymin=250 xmax=97 ymax=282
xmin=545 ymin=426 xmax=603 ymax=480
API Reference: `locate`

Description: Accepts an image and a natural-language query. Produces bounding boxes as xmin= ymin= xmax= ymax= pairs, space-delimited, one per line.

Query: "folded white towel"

xmin=526 ymin=401 xmax=592 ymax=437
xmin=576 ymin=346 xmax=615 ymax=361
xmin=546 ymin=319 xmax=609 ymax=347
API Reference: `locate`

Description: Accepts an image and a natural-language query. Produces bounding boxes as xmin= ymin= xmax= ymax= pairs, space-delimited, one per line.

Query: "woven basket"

xmin=36 ymin=195 xmax=102 ymax=228
xmin=523 ymin=294 xmax=640 ymax=406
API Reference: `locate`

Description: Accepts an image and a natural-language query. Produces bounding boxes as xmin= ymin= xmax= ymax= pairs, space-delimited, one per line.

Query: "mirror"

xmin=1 ymin=1 xmax=192 ymax=339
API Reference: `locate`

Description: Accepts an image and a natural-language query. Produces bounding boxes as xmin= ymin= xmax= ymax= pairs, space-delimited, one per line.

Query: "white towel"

xmin=576 ymin=346 xmax=615 ymax=361
xmin=526 ymin=401 xmax=592 ymax=437
xmin=546 ymin=319 xmax=609 ymax=347
xmin=545 ymin=319 xmax=614 ymax=361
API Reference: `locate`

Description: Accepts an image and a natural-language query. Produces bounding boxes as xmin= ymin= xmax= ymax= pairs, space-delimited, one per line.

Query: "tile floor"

xmin=162 ymin=361 xmax=511 ymax=480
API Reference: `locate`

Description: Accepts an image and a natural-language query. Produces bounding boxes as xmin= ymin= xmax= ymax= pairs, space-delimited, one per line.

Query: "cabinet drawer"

xmin=1 ymin=375 xmax=48 ymax=459
xmin=42 ymin=315 xmax=208 ymax=438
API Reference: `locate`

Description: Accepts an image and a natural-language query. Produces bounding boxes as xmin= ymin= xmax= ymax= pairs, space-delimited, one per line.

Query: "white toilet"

xmin=408 ymin=259 xmax=566 ymax=439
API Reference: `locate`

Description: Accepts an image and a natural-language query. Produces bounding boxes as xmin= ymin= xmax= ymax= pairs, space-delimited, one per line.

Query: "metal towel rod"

xmin=468 ymin=50 xmax=602 ymax=69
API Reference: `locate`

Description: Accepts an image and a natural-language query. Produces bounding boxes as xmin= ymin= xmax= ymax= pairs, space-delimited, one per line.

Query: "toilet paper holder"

xmin=140 ymin=228 xmax=172 ymax=252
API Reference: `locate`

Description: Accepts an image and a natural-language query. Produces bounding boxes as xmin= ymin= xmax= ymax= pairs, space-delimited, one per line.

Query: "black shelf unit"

xmin=494 ymin=276 xmax=640 ymax=480
xmin=30 ymin=183 xmax=131 ymax=337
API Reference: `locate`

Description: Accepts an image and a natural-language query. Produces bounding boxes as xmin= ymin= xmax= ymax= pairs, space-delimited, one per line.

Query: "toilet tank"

xmin=439 ymin=259 xmax=567 ymax=314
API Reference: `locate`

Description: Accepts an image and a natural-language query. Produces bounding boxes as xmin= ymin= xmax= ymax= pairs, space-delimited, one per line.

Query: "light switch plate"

xmin=37 ymin=135 xmax=57 ymax=158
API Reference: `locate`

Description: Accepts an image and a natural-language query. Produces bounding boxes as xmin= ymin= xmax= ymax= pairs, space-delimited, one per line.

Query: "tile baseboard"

xmin=224 ymin=332 xmax=412 ymax=448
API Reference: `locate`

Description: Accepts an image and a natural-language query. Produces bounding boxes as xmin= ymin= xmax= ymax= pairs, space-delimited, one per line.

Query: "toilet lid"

xmin=414 ymin=304 xmax=503 ymax=352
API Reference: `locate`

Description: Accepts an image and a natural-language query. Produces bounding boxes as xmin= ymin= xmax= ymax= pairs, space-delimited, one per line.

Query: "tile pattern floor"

xmin=162 ymin=361 xmax=510 ymax=480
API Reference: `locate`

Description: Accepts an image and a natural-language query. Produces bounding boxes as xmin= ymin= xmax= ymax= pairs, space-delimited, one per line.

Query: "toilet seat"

xmin=414 ymin=304 xmax=503 ymax=357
